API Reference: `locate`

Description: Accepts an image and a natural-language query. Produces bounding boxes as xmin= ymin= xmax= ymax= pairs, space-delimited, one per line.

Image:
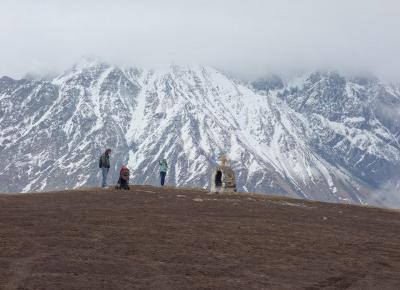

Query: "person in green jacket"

xmin=159 ymin=159 xmax=168 ymax=186
xmin=99 ymin=149 xmax=111 ymax=188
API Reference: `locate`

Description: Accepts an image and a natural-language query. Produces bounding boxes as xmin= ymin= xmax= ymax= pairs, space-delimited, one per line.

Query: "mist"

xmin=366 ymin=181 xmax=400 ymax=209
xmin=1 ymin=0 xmax=400 ymax=80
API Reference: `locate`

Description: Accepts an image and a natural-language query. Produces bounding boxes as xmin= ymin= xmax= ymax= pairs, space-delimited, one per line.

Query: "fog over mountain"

xmin=1 ymin=1 xmax=399 ymax=207
xmin=1 ymin=0 xmax=400 ymax=80
xmin=0 ymin=59 xmax=399 ymax=208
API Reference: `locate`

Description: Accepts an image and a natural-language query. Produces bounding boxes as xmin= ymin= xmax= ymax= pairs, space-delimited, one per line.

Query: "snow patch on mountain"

xmin=0 ymin=61 xmax=399 ymax=207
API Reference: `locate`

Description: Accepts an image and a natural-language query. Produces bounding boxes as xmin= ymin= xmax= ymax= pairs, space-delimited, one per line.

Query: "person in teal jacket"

xmin=159 ymin=159 xmax=168 ymax=186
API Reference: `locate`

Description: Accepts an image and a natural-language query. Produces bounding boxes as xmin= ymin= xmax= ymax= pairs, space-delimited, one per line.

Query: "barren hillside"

xmin=1 ymin=186 xmax=400 ymax=289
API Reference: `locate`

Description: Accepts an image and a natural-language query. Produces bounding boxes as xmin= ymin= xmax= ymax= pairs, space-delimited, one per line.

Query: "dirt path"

xmin=0 ymin=186 xmax=400 ymax=289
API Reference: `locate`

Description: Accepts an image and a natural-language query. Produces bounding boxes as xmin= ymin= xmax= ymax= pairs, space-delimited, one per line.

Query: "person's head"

xmin=105 ymin=148 xmax=112 ymax=155
xmin=218 ymin=154 xmax=226 ymax=166
xmin=162 ymin=158 xmax=167 ymax=163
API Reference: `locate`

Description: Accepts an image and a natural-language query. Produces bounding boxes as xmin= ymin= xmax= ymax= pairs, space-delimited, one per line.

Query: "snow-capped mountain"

xmin=252 ymin=72 xmax=400 ymax=205
xmin=0 ymin=59 xmax=399 ymax=207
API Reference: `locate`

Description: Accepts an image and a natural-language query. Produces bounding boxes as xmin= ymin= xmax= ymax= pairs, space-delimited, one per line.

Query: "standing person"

xmin=159 ymin=159 xmax=168 ymax=186
xmin=99 ymin=149 xmax=111 ymax=188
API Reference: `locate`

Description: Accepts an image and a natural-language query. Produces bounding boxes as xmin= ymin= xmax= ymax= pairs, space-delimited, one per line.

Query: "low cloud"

xmin=367 ymin=181 xmax=400 ymax=209
xmin=0 ymin=0 xmax=400 ymax=80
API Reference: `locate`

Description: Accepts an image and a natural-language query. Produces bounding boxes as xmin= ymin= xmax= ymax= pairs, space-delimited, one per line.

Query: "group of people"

xmin=99 ymin=149 xmax=168 ymax=189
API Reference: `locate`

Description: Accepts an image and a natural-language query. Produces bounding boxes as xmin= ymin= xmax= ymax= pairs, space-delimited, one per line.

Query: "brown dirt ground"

xmin=0 ymin=185 xmax=400 ymax=290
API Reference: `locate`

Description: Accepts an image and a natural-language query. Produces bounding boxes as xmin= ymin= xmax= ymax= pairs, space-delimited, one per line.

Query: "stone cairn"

xmin=210 ymin=155 xmax=237 ymax=193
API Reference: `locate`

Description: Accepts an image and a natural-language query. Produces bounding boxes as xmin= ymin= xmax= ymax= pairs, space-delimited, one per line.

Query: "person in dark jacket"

xmin=159 ymin=159 xmax=168 ymax=186
xmin=99 ymin=149 xmax=111 ymax=188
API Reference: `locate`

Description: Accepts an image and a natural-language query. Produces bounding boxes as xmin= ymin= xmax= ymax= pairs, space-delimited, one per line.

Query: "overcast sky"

xmin=0 ymin=0 xmax=399 ymax=79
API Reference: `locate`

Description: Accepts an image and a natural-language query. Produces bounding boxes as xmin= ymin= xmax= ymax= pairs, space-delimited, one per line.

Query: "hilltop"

xmin=0 ymin=186 xmax=400 ymax=289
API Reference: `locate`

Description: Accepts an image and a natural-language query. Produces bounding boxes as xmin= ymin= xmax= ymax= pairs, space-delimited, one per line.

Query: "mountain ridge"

xmin=0 ymin=60 xmax=399 ymax=207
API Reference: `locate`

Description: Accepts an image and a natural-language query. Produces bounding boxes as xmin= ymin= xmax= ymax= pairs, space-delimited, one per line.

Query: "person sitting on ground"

xmin=159 ymin=159 xmax=168 ymax=186
xmin=116 ymin=165 xmax=130 ymax=190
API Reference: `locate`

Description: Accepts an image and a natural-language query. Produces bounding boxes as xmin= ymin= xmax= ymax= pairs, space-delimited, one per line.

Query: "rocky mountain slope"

xmin=252 ymin=72 xmax=400 ymax=206
xmin=0 ymin=59 xmax=399 ymax=206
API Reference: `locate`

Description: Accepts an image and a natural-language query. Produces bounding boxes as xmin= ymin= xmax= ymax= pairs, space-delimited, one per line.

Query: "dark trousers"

xmin=118 ymin=177 xmax=129 ymax=189
xmin=160 ymin=171 xmax=166 ymax=186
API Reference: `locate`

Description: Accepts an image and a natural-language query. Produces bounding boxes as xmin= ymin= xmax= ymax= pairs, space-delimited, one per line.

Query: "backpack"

xmin=120 ymin=166 xmax=129 ymax=180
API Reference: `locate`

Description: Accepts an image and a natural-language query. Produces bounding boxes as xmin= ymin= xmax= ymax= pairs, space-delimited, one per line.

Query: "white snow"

xmin=2 ymin=62 xmax=399 ymax=207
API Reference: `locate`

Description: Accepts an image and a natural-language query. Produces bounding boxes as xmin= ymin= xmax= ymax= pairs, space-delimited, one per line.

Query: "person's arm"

xmin=106 ymin=155 xmax=111 ymax=168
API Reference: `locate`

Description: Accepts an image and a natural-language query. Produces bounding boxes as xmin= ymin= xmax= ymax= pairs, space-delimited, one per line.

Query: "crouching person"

xmin=116 ymin=165 xmax=130 ymax=190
